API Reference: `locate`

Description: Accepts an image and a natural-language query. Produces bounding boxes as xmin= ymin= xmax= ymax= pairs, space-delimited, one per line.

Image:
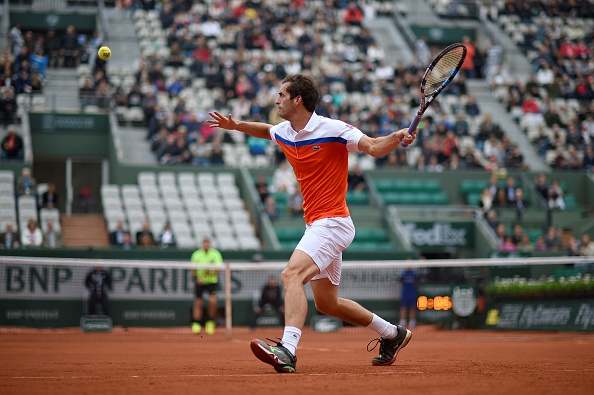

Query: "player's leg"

xmin=192 ymin=284 xmax=204 ymax=334
xmin=205 ymin=290 xmax=217 ymax=335
xmin=250 ymin=249 xmax=319 ymax=373
xmin=311 ymin=278 xmax=372 ymax=326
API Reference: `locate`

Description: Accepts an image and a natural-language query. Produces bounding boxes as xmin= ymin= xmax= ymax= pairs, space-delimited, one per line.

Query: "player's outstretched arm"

xmin=358 ymin=128 xmax=417 ymax=157
xmin=207 ymin=111 xmax=273 ymax=140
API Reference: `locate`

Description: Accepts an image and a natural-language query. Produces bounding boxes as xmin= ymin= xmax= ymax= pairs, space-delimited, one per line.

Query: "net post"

xmin=224 ymin=262 xmax=232 ymax=337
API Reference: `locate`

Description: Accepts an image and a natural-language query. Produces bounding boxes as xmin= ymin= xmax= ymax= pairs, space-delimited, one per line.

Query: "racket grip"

xmin=400 ymin=116 xmax=421 ymax=147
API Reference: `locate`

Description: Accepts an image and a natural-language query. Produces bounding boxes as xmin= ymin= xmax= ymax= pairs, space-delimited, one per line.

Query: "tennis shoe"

xmin=368 ymin=325 xmax=412 ymax=366
xmin=191 ymin=322 xmax=201 ymax=334
xmin=250 ymin=338 xmax=297 ymax=373
xmin=205 ymin=320 xmax=216 ymax=335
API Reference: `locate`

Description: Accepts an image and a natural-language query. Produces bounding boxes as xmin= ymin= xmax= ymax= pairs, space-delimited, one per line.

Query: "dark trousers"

xmin=88 ymin=293 xmax=110 ymax=316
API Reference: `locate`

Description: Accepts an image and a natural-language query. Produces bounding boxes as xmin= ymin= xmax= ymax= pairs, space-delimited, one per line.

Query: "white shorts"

xmin=295 ymin=216 xmax=355 ymax=285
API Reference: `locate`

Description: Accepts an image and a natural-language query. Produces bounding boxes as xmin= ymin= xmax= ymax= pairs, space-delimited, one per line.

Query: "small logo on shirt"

xmin=312 ymin=145 xmax=321 ymax=150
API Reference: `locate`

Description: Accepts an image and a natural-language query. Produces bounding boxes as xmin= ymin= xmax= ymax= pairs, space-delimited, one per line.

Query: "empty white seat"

xmin=219 ymin=184 xmax=240 ymax=198
xmin=233 ymin=222 xmax=255 ymax=237
xmin=197 ymin=172 xmax=216 ymax=186
xmin=177 ymin=235 xmax=198 ymax=249
xmin=144 ymin=196 xmax=163 ymax=210
xmin=208 ymin=209 xmax=229 ymax=223
xmin=101 ymin=184 xmax=120 ymax=199
xmin=216 ymin=235 xmax=238 ymax=250
xmin=164 ymin=198 xmax=183 ymax=211
xmin=217 ymin=172 xmax=236 ymax=186
xmin=228 ymin=210 xmax=250 ymax=224
xmin=203 ymin=196 xmax=224 ymax=209
xmin=158 ymin=172 xmax=177 ymax=186
xmin=223 ymin=197 xmax=244 ymax=211
xmin=121 ymin=184 xmax=140 ymax=198
xmin=239 ymin=235 xmax=261 ymax=250
xmin=18 ymin=196 xmax=37 ymax=210
xmin=138 ymin=171 xmax=157 ymax=186
xmin=0 ymin=170 xmax=14 ymax=184
xmin=178 ymin=172 xmax=196 ymax=186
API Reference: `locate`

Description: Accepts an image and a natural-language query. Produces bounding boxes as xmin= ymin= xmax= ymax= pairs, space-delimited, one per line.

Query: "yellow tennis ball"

xmin=98 ymin=46 xmax=111 ymax=60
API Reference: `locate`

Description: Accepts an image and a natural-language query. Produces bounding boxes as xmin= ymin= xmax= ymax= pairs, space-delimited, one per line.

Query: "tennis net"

xmin=1 ymin=255 xmax=593 ymax=338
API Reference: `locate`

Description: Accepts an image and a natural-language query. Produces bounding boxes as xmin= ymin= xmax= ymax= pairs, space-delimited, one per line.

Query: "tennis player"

xmin=208 ymin=73 xmax=416 ymax=373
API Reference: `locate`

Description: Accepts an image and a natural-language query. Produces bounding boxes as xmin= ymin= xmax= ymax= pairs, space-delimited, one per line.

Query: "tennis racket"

xmin=401 ymin=43 xmax=467 ymax=147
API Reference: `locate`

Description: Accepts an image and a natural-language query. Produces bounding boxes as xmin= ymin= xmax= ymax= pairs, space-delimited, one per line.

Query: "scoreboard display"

xmin=415 ymin=284 xmax=477 ymax=325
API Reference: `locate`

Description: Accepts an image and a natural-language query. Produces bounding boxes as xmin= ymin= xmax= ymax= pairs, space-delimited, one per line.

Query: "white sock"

xmin=367 ymin=313 xmax=399 ymax=339
xmin=281 ymin=326 xmax=301 ymax=355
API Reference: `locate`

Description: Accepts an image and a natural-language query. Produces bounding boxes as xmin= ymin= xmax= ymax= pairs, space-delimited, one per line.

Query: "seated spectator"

xmin=42 ymin=219 xmax=63 ymax=248
xmin=512 ymin=188 xmax=529 ymax=221
xmin=533 ymin=173 xmax=549 ymax=202
xmin=15 ymin=167 xmax=37 ymax=197
xmin=547 ymin=179 xmax=565 ymax=210
xmin=135 ymin=220 xmax=155 ymax=245
xmin=567 ymin=236 xmax=581 ymax=257
xmin=0 ymin=87 xmax=17 ymax=127
xmin=208 ymin=139 xmax=225 ymax=165
xmin=347 ymin=164 xmax=367 ymax=191
xmin=583 ymin=146 xmax=594 ymax=172
xmin=158 ymin=223 xmax=177 ymax=249
xmin=511 ymin=224 xmax=525 ymax=245
xmin=271 ymin=160 xmax=296 ymax=195
xmin=250 ymin=276 xmax=285 ymax=331
xmin=255 ymin=174 xmax=270 ymax=203
xmin=79 ymin=77 xmax=96 ymax=111
xmin=109 ymin=221 xmax=127 ymax=247
xmin=0 ymin=221 xmax=20 ymax=249
xmin=544 ymin=226 xmax=561 ymax=251
xmin=120 ymin=231 xmax=133 ymax=250
xmin=500 ymin=235 xmax=517 ymax=252
xmin=61 ymin=25 xmax=80 ymax=68
xmin=516 ymin=234 xmax=534 ymax=252
xmin=138 ymin=233 xmax=157 ymax=248
xmin=492 ymin=187 xmax=508 ymax=208
xmin=1 ymin=126 xmax=24 ymax=161
xmin=579 ymin=234 xmax=594 ymax=257
xmin=464 ymin=94 xmax=480 ymax=118
xmin=21 ymin=219 xmax=42 ymax=248
xmin=264 ymin=196 xmax=279 ymax=221
xmin=478 ymin=187 xmax=493 ymax=214
xmin=41 ymin=182 xmax=59 ymax=209
xmin=287 ymin=185 xmax=304 ymax=217
xmin=504 ymin=177 xmax=517 ymax=203
xmin=534 ymin=235 xmax=547 ymax=252
xmin=344 ymin=2 xmax=364 ymax=26
xmin=495 ymin=223 xmax=507 ymax=246
xmin=485 ymin=210 xmax=499 ymax=230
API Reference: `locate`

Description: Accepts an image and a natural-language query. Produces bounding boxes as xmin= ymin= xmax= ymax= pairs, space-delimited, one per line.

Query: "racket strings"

xmin=424 ymin=47 xmax=466 ymax=95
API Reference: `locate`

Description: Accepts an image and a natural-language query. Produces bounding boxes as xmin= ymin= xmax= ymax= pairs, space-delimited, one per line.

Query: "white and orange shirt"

xmin=269 ymin=112 xmax=364 ymax=224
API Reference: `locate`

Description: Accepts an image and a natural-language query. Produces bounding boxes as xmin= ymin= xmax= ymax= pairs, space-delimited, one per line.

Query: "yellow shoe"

xmin=205 ymin=320 xmax=216 ymax=335
xmin=191 ymin=322 xmax=202 ymax=334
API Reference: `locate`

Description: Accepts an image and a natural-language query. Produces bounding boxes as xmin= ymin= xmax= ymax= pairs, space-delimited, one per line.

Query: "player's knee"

xmin=280 ymin=267 xmax=298 ymax=288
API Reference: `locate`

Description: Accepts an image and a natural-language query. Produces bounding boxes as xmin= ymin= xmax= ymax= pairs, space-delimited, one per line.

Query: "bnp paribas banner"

xmin=0 ymin=263 xmax=403 ymax=328
xmin=485 ymin=300 xmax=594 ymax=332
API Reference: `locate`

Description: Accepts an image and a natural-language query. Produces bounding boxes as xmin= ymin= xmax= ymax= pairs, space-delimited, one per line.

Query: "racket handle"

xmin=400 ymin=116 xmax=421 ymax=147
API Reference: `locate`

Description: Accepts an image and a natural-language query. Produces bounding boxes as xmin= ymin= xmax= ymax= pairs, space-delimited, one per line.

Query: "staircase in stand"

xmin=62 ymin=214 xmax=109 ymax=248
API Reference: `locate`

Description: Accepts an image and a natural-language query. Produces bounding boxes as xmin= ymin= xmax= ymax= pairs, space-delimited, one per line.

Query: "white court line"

xmin=8 ymin=371 xmax=425 ymax=380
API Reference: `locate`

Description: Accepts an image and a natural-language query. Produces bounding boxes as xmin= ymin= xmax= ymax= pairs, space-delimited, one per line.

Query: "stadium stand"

xmin=102 ymin=170 xmax=260 ymax=250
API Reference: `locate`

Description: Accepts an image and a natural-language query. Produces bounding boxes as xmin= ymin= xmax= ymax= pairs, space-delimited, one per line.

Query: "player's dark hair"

xmin=282 ymin=74 xmax=320 ymax=113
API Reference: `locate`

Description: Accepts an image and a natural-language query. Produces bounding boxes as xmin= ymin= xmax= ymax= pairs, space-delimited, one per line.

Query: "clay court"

xmin=2 ymin=327 xmax=594 ymax=395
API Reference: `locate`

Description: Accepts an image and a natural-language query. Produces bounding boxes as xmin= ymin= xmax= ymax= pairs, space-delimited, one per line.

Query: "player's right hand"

xmin=207 ymin=111 xmax=238 ymax=130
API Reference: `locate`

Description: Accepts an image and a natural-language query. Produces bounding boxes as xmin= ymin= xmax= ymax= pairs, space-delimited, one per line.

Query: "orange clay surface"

xmin=1 ymin=326 xmax=594 ymax=395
